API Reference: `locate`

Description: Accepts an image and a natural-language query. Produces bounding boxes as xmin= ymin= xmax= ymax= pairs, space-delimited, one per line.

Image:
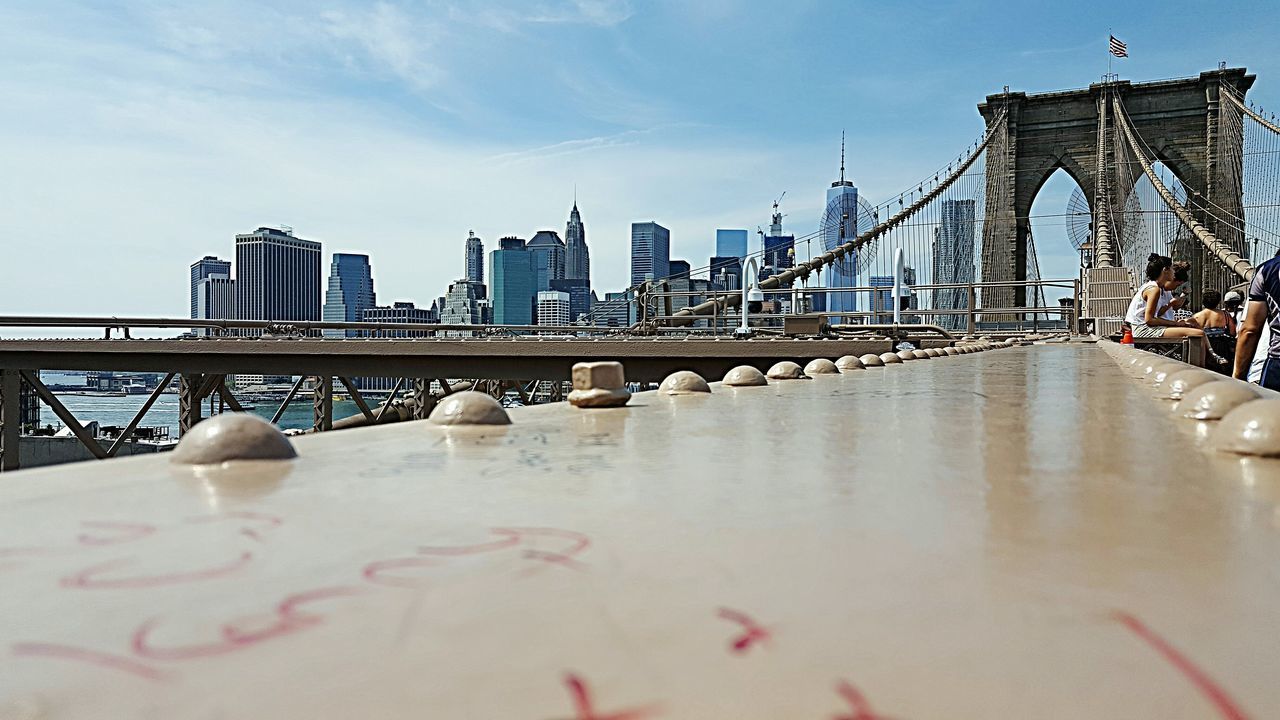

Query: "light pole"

xmin=737 ymin=257 xmax=764 ymax=338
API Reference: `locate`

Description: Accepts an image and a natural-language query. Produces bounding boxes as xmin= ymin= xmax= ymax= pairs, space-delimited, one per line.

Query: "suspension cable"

xmin=658 ymin=111 xmax=1008 ymax=328
xmin=1112 ymin=96 xmax=1255 ymax=281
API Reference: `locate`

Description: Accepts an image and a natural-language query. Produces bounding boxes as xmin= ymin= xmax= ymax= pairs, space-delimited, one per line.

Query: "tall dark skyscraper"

xmin=564 ymin=201 xmax=590 ymax=284
xmin=630 ymin=221 xmax=670 ymax=287
xmin=235 ymin=227 xmax=322 ymax=326
xmin=322 ymin=253 xmax=377 ymax=338
xmin=190 ymin=256 xmax=231 ymax=320
xmin=527 ymin=230 xmax=566 ymax=292
xmin=464 ymin=231 xmax=484 ymax=287
xmin=933 ymin=199 xmax=977 ymax=329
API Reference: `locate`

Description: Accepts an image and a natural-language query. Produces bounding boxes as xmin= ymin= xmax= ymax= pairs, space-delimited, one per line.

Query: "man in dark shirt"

xmin=1234 ymin=252 xmax=1280 ymax=389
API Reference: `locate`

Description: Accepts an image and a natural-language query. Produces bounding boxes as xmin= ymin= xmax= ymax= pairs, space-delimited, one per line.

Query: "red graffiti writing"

xmin=131 ymin=585 xmax=364 ymax=661
xmin=1113 ymin=611 xmax=1250 ymax=720
xmin=76 ymin=521 xmax=157 ymax=546
xmin=12 ymin=642 xmax=168 ymax=682
xmin=716 ymin=607 xmax=770 ymax=654
xmin=832 ymin=680 xmax=897 ymax=720
xmin=560 ymin=673 xmax=661 ymax=720
xmin=61 ymin=551 xmax=253 ymax=589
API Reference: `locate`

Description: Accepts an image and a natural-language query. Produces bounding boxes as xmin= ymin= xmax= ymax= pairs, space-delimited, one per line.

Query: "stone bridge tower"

xmin=977 ymin=68 xmax=1254 ymax=310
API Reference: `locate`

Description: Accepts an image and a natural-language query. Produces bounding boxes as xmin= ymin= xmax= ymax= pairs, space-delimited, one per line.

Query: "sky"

xmin=2 ymin=0 xmax=1277 ymax=324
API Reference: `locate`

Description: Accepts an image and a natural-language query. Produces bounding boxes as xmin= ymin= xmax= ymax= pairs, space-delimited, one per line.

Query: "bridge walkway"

xmin=1 ymin=343 xmax=1277 ymax=718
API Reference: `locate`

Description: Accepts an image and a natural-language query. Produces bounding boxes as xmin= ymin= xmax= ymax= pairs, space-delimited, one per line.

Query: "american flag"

xmin=1109 ymin=35 xmax=1128 ymax=58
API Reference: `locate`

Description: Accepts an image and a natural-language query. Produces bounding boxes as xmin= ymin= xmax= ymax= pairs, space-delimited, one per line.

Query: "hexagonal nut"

xmin=767 ymin=361 xmax=807 ymax=379
xmin=804 ymin=358 xmax=839 ymax=375
xmin=1174 ymin=380 xmax=1261 ymax=420
xmin=568 ymin=387 xmax=631 ymax=408
xmin=171 ymin=414 xmax=297 ymax=465
xmin=1212 ymin=398 xmax=1280 ymax=457
xmin=723 ymin=365 xmax=768 ymax=386
xmin=429 ymin=391 xmax=512 ymax=425
xmin=572 ymin=361 xmax=625 ymax=392
xmin=835 ymin=355 xmax=865 ymax=371
xmin=659 ymin=370 xmax=711 ymax=394
xmin=860 ymin=353 xmax=885 ymax=367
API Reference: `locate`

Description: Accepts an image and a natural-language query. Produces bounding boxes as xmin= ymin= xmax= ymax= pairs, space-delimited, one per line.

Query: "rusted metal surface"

xmin=0 ymin=337 xmax=938 ymax=382
xmin=0 ymin=343 xmax=1276 ymax=718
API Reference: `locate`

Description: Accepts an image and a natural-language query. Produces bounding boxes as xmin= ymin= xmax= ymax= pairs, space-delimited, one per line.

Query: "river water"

xmin=37 ymin=373 xmax=365 ymax=436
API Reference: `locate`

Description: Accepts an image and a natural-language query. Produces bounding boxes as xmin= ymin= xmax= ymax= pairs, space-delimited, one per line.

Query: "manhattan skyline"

xmin=2 ymin=1 xmax=1278 ymax=330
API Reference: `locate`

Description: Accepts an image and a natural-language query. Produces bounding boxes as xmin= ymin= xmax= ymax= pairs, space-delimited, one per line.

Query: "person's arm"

xmin=1233 ymin=301 xmax=1266 ymax=379
xmin=1144 ymin=289 xmax=1186 ymax=327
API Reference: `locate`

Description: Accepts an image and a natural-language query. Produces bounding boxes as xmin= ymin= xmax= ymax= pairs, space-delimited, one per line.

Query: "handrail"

xmin=0 ymin=316 xmax=619 ymax=334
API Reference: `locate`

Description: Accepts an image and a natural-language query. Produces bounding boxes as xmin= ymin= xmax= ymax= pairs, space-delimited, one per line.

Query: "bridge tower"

xmin=977 ymin=68 xmax=1254 ymax=310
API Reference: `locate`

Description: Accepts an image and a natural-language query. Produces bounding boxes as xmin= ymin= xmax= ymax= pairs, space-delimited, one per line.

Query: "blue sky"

xmin=2 ymin=0 xmax=1277 ymax=320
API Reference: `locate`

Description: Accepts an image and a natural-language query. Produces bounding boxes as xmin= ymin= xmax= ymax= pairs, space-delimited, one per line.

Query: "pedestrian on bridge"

xmin=1125 ymin=254 xmax=1205 ymax=342
xmin=1234 ymin=251 xmax=1280 ymax=389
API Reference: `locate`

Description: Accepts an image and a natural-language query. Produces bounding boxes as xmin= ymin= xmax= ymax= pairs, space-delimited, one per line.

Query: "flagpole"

xmin=1108 ymin=29 xmax=1112 ymax=79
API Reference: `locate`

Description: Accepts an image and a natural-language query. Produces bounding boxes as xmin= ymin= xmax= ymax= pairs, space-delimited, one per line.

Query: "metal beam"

xmin=337 ymin=376 xmax=375 ymax=423
xmin=216 ymin=380 xmax=245 ymax=412
xmin=0 ymin=370 xmax=19 ymax=472
xmin=178 ymin=373 xmax=203 ymax=436
xmin=106 ymin=372 xmax=175 ymax=458
xmin=270 ymin=376 xmax=306 ymax=426
xmin=19 ymin=370 xmax=107 ymax=460
xmin=313 ymin=376 xmax=332 ymax=433
xmin=374 ymin=377 xmax=406 ymax=422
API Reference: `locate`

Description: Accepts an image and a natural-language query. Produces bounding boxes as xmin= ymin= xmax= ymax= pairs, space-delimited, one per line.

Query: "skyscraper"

xmin=322 ymin=253 xmax=377 ymax=338
xmin=439 ymin=279 xmax=488 ymax=334
xmin=630 ymin=221 xmax=670 ymax=287
xmin=715 ymin=229 xmax=748 ymax=259
xmin=490 ymin=237 xmax=536 ymax=325
xmin=549 ymin=278 xmax=591 ymax=324
xmin=669 ymin=260 xmax=691 ymax=279
xmin=710 ymin=256 xmax=743 ymax=291
xmin=760 ymin=208 xmax=794 ymax=294
xmin=933 ymin=199 xmax=977 ymax=329
xmin=464 ymin=231 xmax=485 ymax=288
xmin=235 ymin=227 xmax=322 ymax=327
xmin=190 ymin=256 xmax=231 ymax=320
xmin=536 ymin=290 xmax=570 ymax=326
xmin=565 ymin=201 xmax=590 ymax=284
xmin=822 ymin=134 xmax=861 ymax=316
xmin=194 ymin=274 xmax=235 ymax=336
xmin=527 ymin=230 xmax=566 ymax=291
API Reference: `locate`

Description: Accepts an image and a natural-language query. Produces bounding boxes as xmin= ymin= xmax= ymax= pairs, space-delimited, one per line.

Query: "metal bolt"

xmin=836 ymin=355 xmax=865 ymax=371
xmin=659 ymin=370 xmax=712 ymax=394
xmin=723 ymin=365 xmax=768 ymax=386
xmin=171 ymin=414 xmax=297 ymax=465
xmin=911 ymin=349 xmax=931 ymax=360
xmin=1174 ymin=380 xmax=1261 ymax=420
xmin=943 ymin=347 xmax=960 ymax=356
xmin=767 ymin=361 xmax=807 ymax=379
xmin=568 ymin=361 xmax=631 ymax=408
xmin=429 ymin=391 xmax=512 ymax=425
xmin=804 ymin=358 xmax=839 ymax=375
xmin=879 ymin=352 xmax=904 ymax=364
xmin=860 ymin=353 xmax=885 ymax=367
xmin=897 ymin=350 xmax=917 ymax=361
xmin=1211 ymin=398 xmax=1280 ymax=456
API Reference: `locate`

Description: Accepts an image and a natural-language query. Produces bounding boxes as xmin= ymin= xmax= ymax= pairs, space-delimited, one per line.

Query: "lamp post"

xmin=737 ymin=257 xmax=764 ymax=338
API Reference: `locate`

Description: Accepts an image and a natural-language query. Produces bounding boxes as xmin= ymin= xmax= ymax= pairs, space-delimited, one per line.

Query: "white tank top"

xmin=1126 ymin=281 xmax=1161 ymax=327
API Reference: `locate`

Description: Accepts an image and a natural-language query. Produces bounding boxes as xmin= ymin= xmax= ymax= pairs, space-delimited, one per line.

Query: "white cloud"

xmin=321 ymin=2 xmax=444 ymax=91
